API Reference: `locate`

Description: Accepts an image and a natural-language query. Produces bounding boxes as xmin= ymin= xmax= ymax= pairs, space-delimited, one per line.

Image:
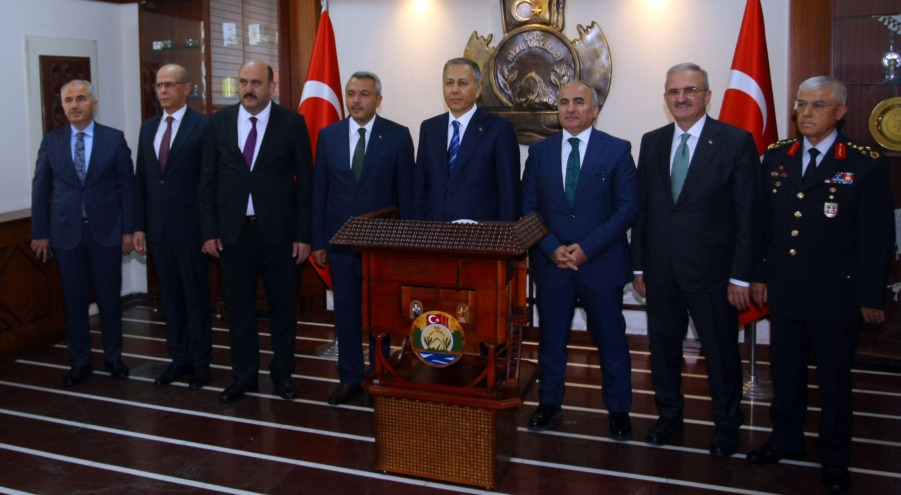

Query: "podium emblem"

xmin=411 ymin=311 xmax=466 ymax=368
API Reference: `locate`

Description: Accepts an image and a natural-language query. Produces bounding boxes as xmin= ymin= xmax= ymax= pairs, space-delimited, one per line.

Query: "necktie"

xmin=564 ymin=137 xmax=581 ymax=206
xmin=671 ymin=133 xmax=691 ymax=201
xmin=243 ymin=116 xmax=258 ymax=169
xmin=158 ymin=116 xmax=174 ymax=171
xmin=74 ymin=132 xmax=87 ymax=219
xmin=447 ymin=120 xmax=460 ymax=172
xmin=803 ymin=148 xmax=820 ymax=186
xmin=352 ymin=128 xmax=366 ymax=182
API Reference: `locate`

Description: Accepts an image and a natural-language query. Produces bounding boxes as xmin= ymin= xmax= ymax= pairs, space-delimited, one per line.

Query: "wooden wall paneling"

xmin=834 ymin=0 xmax=901 ymax=17
xmin=788 ymin=0 xmax=833 ymax=139
xmin=0 ymin=213 xmax=65 ymax=361
xmin=286 ymin=0 xmax=320 ymax=112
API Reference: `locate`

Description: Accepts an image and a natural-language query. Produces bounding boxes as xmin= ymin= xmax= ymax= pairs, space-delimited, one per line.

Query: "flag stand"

xmin=742 ymin=320 xmax=774 ymax=399
xmin=315 ymin=338 xmax=339 ymax=358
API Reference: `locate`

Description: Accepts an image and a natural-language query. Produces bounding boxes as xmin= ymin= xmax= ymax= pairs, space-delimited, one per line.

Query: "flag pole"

xmin=742 ymin=321 xmax=774 ymax=399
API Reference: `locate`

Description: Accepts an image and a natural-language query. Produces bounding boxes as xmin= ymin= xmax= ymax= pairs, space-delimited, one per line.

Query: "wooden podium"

xmin=330 ymin=209 xmax=548 ymax=488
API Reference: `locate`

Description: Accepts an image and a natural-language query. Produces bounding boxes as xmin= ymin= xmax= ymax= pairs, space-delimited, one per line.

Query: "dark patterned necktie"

xmin=74 ymin=132 xmax=86 ymax=183
xmin=243 ymin=116 xmax=258 ymax=169
xmin=671 ymin=133 xmax=691 ymax=201
xmin=158 ymin=116 xmax=174 ymax=171
xmin=352 ymin=128 xmax=366 ymax=182
xmin=447 ymin=120 xmax=460 ymax=172
xmin=565 ymin=137 xmax=580 ymax=206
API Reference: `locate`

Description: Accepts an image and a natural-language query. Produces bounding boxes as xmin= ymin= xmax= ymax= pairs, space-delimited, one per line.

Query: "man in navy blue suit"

xmin=134 ymin=64 xmax=213 ymax=390
xmin=630 ymin=63 xmax=759 ymax=457
xmin=413 ymin=57 xmax=520 ymax=222
xmin=31 ymin=79 xmax=135 ymax=386
xmin=521 ymin=82 xmax=638 ymax=439
xmin=312 ymin=71 xmax=415 ymax=405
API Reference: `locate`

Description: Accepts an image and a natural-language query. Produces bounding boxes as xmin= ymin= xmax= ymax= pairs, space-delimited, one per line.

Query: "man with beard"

xmin=199 ymin=60 xmax=313 ymax=403
xmin=31 ymin=79 xmax=134 ymax=386
xmin=630 ymin=63 xmax=760 ymax=457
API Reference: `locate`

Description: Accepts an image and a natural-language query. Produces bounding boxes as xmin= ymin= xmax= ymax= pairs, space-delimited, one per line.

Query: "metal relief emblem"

xmin=465 ymin=0 xmax=612 ymax=144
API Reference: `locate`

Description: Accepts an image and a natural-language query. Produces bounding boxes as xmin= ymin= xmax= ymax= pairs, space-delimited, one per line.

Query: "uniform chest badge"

xmin=825 ymin=172 xmax=854 ymax=184
xmin=824 ymin=202 xmax=838 ymax=218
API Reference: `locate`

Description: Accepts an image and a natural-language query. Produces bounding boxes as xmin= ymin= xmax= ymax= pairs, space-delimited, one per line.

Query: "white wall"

xmin=0 ymin=0 xmax=145 ymax=294
xmin=327 ymin=0 xmax=790 ymax=162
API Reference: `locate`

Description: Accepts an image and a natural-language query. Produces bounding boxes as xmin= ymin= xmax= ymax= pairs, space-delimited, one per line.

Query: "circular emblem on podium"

xmin=411 ymin=311 xmax=466 ymax=368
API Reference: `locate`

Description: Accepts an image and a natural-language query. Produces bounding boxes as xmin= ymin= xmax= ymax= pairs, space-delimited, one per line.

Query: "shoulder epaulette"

xmin=846 ymin=141 xmax=881 ymax=160
xmin=766 ymin=138 xmax=797 ymax=151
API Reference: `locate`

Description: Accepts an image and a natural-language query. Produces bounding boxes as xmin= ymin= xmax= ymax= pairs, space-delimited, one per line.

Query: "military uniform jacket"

xmin=753 ymin=134 xmax=894 ymax=322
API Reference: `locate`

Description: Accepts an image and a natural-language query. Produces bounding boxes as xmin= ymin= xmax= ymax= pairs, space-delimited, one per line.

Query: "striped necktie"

xmin=447 ymin=120 xmax=460 ymax=172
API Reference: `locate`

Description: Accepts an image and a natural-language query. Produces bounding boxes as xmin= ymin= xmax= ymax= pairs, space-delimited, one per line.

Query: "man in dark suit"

xmin=522 ymin=82 xmax=638 ymax=438
xmin=134 ymin=64 xmax=212 ymax=390
xmin=199 ymin=60 xmax=313 ymax=403
xmin=746 ymin=77 xmax=894 ymax=493
xmin=413 ymin=57 xmax=520 ymax=222
xmin=31 ymin=79 xmax=134 ymax=386
xmin=311 ymin=71 xmax=415 ymax=405
xmin=630 ymin=63 xmax=759 ymax=456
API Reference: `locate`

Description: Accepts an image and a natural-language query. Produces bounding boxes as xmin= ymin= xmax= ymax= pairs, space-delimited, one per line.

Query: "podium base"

xmin=314 ymin=339 xmax=339 ymax=359
xmin=742 ymin=373 xmax=775 ymax=400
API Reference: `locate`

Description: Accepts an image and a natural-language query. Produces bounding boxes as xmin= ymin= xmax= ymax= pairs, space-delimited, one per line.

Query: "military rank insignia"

xmin=824 ymin=202 xmax=838 ymax=218
xmin=825 ymin=172 xmax=854 ymax=184
xmin=411 ymin=311 xmax=466 ymax=368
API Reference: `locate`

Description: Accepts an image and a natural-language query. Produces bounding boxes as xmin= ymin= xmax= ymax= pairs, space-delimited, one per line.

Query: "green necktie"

xmin=565 ymin=137 xmax=580 ymax=206
xmin=671 ymin=133 xmax=691 ymax=201
xmin=352 ymin=128 xmax=366 ymax=182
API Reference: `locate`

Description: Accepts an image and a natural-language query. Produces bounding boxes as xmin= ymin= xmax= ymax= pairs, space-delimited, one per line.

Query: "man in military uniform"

xmin=747 ymin=76 xmax=894 ymax=493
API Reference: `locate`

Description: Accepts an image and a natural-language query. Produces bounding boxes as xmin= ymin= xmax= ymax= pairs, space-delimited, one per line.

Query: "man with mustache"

xmin=31 ymin=79 xmax=135 ymax=386
xmin=521 ymin=82 xmax=637 ymax=437
xmin=133 ymin=64 xmax=213 ymax=390
xmin=413 ymin=57 xmax=520 ymax=223
xmin=630 ymin=63 xmax=760 ymax=456
xmin=746 ymin=77 xmax=894 ymax=493
xmin=311 ymin=71 xmax=414 ymax=405
xmin=199 ymin=60 xmax=313 ymax=403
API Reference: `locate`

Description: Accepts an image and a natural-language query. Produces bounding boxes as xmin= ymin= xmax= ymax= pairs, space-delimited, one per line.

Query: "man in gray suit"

xmin=31 ymin=79 xmax=135 ymax=386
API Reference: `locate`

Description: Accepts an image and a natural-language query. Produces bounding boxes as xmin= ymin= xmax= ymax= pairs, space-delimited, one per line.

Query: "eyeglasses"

xmin=793 ymin=100 xmax=838 ymax=112
xmin=665 ymin=86 xmax=708 ymax=98
xmin=155 ymin=81 xmax=187 ymax=90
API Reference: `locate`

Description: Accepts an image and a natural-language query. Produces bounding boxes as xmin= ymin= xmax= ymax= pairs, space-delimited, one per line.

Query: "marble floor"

xmin=0 ymin=306 xmax=899 ymax=494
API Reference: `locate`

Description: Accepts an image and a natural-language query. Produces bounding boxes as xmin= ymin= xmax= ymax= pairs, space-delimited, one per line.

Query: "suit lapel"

xmin=655 ymin=124 xmax=676 ymax=206
xmin=163 ymin=109 xmax=197 ymax=175
xmin=546 ymin=133 xmax=566 ymax=204
xmin=224 ymin=104 xmax=246 ymax=169
xmin=143 ymin=115 xmax=163 ymax=171
xmin=253 ymin=104 xmax=282 ymax=169
xmin=359 ymin=116 xmax=384 ymax=186
xmin=676 ymin=117 xmax=721 ymax=205
xmin=84 ymin=123 xmax=106 ymax=183
xmin=448 ymin=108 xmax=487 ymax=184
xmin=58 ymin=125 xmax=81 ymax=182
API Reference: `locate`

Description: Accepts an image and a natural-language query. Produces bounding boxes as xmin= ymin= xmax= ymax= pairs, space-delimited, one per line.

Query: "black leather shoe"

xmin=328 ymin=383 xmax=362 ymax=405
xmin=104 ymin=360 xmax=130 ymax=380
xmin=645 ymin=416 xmax=684 ymax=446
xmin=608 ymin=412 xmax=633 ymax=441
xmin=189 ymin=367 xmax=211 ymax=390
xmin=746 ymin=442 xmax=805 ymax=464
xmin=219 ymin=380 xmax=258 ymax=403
xmin=527 ymin=404 xmax=562 ymax=431
xmin=63 ymin=365 xmax=93 ymax=387
xmin=709 ymin=426 xmax=739 ymax=457
xmin=272 ymin=378 xmax=298 ymax=400
xmin=822 ymin=466 xmax=851 ymax=492
xmin=154 ymin=362 xmax=189 ymax=386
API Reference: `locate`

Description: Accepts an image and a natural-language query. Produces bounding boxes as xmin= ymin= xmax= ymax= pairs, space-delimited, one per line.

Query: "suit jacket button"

xmin=791 ymin=230 xmax=799 ymax=237
xmin=570 ymin=214 xmax=575 ymax=218
xmin=159 ymin=180 xmax=164 ymax=184
xmin=789 ymin=249 xmax=797 ymax=256
xmin=794 ymin=211 xmax=802 ymax=218
xmin=797 ymin=192 xmax=805 ymax=199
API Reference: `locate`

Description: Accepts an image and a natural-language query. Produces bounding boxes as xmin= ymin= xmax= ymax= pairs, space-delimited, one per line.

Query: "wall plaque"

xmin=464 ymin=0 xmax=612 ymax=144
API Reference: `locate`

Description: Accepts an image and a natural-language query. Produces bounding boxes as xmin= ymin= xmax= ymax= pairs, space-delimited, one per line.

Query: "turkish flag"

xmin=719 ymin=0 xmax=776 ymax=324
xmin=299 ymin=8 xmax=344 ymax=290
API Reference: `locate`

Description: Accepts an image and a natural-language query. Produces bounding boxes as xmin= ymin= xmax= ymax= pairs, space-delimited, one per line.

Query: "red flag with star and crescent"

xmin=718 ymin=0 xmax=777 ymax=324
xmin=298 ymin=5 xmax=344 ymax=289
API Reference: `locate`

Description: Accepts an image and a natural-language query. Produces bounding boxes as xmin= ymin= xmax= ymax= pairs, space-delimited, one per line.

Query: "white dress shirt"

xmin=153 ymin=104 xmax=188 ymax=158
xmin=560 ymin=127 xmax=592 ymax=186
xmin=348 ymin=116 xmax=375 ymax=167
xmin=446 ymin=105 xmax=478 ymax=149
xmin=238 ymin=101 xmax=272 ymax=215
